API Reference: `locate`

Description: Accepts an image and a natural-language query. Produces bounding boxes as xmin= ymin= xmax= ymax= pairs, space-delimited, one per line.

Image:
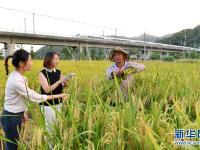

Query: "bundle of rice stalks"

xmin=95 ymin=66 xmax=138 ymax=101
xmin=123 ymin=66 xmax=138 ymax=78
xmin=94 ymin=79 xmax=117 ymax=101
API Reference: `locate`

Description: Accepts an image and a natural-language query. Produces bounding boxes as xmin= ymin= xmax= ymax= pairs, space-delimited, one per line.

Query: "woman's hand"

xmin=61 ymin=74 xmax=71 ymax=87
xmin=47 ymin=93 xmax=69 ymax=100
xmin=63 ymin=80 xmax=69 ymax=87
xmin=60 ymin=93 xmax=69 ymax=99
xmin=58 ymin=75 xmax=66 ymax=84
xmin=22 ymin=112 xmax=29 ymax=123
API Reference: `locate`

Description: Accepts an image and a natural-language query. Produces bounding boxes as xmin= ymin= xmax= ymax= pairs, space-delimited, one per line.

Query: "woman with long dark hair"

xmin=1 ymin=49 xmax=67 ymax=150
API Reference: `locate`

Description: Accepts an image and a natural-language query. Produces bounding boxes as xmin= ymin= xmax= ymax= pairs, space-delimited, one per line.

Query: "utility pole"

xmin=183 ymin=29 xmax=187 ymax=59
xmin=24 ymin=18 xmax=27 ymax=33
xmin=194 ymin=41 xmax=196 ymax=48
xmin=31 ymin=45 xmax=34 ymax=51
xmin=33 ymin=13 xmax=35 ymax=34
xmin=144 ymin=32 xmax=147 ymax=60
xmin=184 ymin=29 xmax=187 ymax=47
xmin=115 ymin=28 xmax=117 ymax=37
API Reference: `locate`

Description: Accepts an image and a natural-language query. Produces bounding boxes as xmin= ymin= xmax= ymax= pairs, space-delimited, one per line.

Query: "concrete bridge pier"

xmin=85 ymin=45 xmax=91 ymax=60
xmin=77 ymin=44 xmax=92 ymax=60
xmin=4 ymin=43 xmax=15 ymax=58
xmin=77 ymin=44 xmax=83 ymax=60
xmin=146 ymin=50 xmax=152 ymax=59
xmin=104 ymin=48 xmax=109 ymax=59
xmin=142 ymin=49 xmax=152 ymax=60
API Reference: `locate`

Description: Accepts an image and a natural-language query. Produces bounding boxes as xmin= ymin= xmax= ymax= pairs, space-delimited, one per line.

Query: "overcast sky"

xmin=0 ymin=0 xmax=199 ymax=37
xmin=0 ymin=0 xmax=199 ymax=51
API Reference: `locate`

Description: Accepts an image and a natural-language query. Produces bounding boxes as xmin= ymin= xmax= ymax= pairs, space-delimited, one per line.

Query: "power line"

xmin=35 ymin=13 xmax=114 ymax=30
xmin=33 ymin=13 xmax=35 ymax=34
xmin=0 ymin=6 xmax=32 ymax=14
xmin=0 ymin=6 xmax=115 ymax=30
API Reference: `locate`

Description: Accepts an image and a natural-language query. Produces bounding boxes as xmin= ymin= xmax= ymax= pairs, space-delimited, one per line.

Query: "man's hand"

xmin=113 ymin=70 xmax=124 ymax=78
xmin=117 ymin=71 xmax=123 ymax=77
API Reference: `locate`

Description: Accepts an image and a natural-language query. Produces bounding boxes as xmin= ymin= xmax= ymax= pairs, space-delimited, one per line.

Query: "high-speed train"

xmin=76 ymin=34 xmax=198 ymax=51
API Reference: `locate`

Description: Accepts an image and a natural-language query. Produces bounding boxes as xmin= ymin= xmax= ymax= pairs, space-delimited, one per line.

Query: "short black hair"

xmin=43 ymin=51 xmax=59 ymax=68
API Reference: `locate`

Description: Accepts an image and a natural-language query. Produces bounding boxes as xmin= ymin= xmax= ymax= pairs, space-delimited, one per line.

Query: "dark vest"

xmin=39 ymin=69 xmax=63 ymax=106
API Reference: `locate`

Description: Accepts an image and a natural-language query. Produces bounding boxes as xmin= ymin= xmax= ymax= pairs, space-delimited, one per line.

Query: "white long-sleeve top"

xmin=106 ymin=61 xmax=145 ymax=80
xmin=4 ymin=71 xmax=48 ymax=113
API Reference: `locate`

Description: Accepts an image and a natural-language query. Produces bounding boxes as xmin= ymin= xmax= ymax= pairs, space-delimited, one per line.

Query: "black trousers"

xmin=1 ymin=109 xmax=24 ymax=150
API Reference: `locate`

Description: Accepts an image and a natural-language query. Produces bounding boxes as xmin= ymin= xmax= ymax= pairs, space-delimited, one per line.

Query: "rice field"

xmin=0 ymin=60 xmax=200 ymax=149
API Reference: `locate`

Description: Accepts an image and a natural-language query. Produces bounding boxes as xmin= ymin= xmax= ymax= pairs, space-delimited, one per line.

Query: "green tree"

xmin=90 ymin=48 xmax=96 ymax=60
xmin=0 ymin=49 xmax=3 ymax=59
xmin=174 ymin=53 xmax=182 ymax=59
xmin=61 ymin=47 xmax=75 ymax=60
xmin=30 ymin=49 xmax=36 ymax=59
xmin=162 ymin=56 xmax=175 ymax=62
xmin=98 ymin=48 xmax=105 ymax=60
xmin=190 ymin=51 xmax=200 ymax=59
xmin=150 ymin=52 xmax=160 ymax=60
xmin=48 ymin=45 xmax=53 ymax=51
xmin=158 ymin=25 xmax=200 ymax=48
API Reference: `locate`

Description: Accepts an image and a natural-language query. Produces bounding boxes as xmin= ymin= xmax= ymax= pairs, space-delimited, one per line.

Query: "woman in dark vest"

xmin=38 ymin=51 xmax=67 ymax=133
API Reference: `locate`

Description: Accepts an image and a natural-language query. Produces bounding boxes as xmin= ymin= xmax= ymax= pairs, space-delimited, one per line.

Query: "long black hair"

xmin=5 ymin=49 xmax=30 ymax=75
